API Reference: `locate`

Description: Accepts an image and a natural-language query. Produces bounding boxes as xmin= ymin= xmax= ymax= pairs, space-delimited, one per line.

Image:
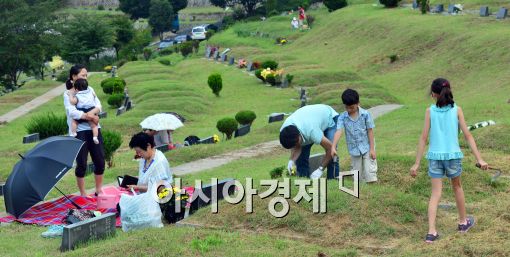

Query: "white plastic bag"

xmin=120 ymin=191 xmax=163 ymax=232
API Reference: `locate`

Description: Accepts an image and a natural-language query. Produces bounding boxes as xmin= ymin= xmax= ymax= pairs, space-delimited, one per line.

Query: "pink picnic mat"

xmin=0 ymin=186 xmax=131 ymax=227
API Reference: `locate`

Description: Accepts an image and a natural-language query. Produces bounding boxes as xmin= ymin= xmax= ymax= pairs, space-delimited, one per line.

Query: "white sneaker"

xmin=310 ymin=169 xmax=323 ymax=179
xmin=93 ymin=137 xmax=99 ymax=144
xmin=41 ymin=225 xmax=64 ymax=238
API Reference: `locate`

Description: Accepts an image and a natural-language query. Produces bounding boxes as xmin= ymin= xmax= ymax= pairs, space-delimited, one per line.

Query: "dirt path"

xmin=173 ymin=104 xmax=403 ymax=176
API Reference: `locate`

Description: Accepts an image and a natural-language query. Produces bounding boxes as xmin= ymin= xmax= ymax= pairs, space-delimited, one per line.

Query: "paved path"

xmin=173 ymin=104 xmax=404 ymax=176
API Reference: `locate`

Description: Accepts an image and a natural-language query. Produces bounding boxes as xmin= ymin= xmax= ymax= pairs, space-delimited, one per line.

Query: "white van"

xmin=191 ymin=26 xmax=207 ymax=40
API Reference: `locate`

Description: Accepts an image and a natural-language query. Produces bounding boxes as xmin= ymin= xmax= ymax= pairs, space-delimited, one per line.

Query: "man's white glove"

xmin=310 ymin=167 xmax=324 ymax=179
xmin=287 ymin=160 xmax=295 ymax=176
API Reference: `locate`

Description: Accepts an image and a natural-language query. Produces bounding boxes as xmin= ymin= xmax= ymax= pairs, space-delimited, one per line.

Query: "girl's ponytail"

xmin=431 ymin=78 xmax=454 ymax=108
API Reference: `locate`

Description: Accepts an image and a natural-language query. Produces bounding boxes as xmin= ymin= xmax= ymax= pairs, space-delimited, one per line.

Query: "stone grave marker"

xmin=280 ymin=76 xmax=289 ymax=88
xmin=496 ymin=7 xmax=508 ymax=19
xmin=23 ymin=133 xmax=40 ymax=144
xmin=220 ymin=48 xmax=231 ymax=56
xmin=123 ymin=96 xmax=130 ymax=109
xmin=205 ymin=47 xmax=211 ymax=58
xmin=199 ymin=136 xmax=215 ymax=144
xmin=234 ymin=124 xmax=251 ymax=138
xmin=98 ymin=111 xmax=107 ymax=119
xmin=268 ymin=113 xmax=284 ymax=123
xmin=116 ymin=106 xmax=125 ymax=116
xmin=111 ymin=66 xmax=117 ymax=78
xmin=188 ymin=178 xmax=236 ymax=214
xmin=220 ymin=54 xmax=227 ymax=62
xmin=214 ymin=51 xmax=220 ymax=60
xmin=228 ymin=57 xmax=235 ymax=65
xmin=308 ymin=153 xmax=325 ymax=174
xmin=412 ymin=0 xmax=418 ymax=9
xmin=125 ymin=100 xmax=133 ymax=111
xmin=60 ymin=213 xmax=116 ymax=252
xmin=246 ymin=61 xmax=254 ymax=71
xmin=156 ymin=144 xmax=169 ymax=152
xmin=447 ymin=4 xmax=454 ymax=14
xmin=480 ymin=6 xmax=490 ymax=17
xmin=434 ymin=4 xmax=444 ymax=13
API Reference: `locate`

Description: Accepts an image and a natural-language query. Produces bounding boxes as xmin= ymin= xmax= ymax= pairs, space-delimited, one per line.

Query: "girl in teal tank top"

xmin=409 ymin=78 xmax=489 ymax=243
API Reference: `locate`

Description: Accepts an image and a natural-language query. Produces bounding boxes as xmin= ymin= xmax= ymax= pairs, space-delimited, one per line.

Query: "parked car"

xmin=191 ymin=26 xmax=207 ymax=40
xmin=174 ymin=35 xmax=189 ymax=44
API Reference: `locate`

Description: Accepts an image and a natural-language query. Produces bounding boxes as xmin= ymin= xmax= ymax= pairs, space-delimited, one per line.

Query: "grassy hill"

xmin=0 ymin=4 xmax=509 ymax=256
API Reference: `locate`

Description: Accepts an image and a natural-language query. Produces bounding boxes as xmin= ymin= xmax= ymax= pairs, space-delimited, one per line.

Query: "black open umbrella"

xmin=4 ymin=136 xmax=84 ymax=218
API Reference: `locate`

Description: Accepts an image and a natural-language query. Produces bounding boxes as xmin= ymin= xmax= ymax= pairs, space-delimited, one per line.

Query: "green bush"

xmin=207 ymin=73 xmax=223 ymax=97
xmin=159 ymin=59 xmax=172 ymax=66
xmin=107 ymin=94 xmax=124 ymax=108
xmin=101 ymin=77 xmax=126 ymax=95
xmin=222 ymin=15 xmax=235 ymax=28
xmin=261 ymin=60 xmax=278 ymax=70
xmin=25 ymin=112 xmax=67 ymax=139
xmin=180 ymin=41 xmax=194 ymax=57
xmin=286 ymin=73 xmax=294 ymax=84
xmin=232 ymin=6 xmax=246 ymax=20
xmin=255 ymin=69 xmax=265 ymax=83
xmin=235 ymin=110 xmax=257 ymax=125
xmin=102 ymin=130 xmax=123 ymax=168
xmin=97 ymin=5 xmax=105 ymax=10
xmin=379 ymin=0 xmax=401 ymax=8
xmin=266 ymin=73 xmax=277 ymax=86
xmin=324 ymin=0 xmax=348 ymax=12
xmin=159 ymin=47 xmax=174 ymax=56
xmin=56 ymin=71 xmax=68 ymax=82
xmin=143 ymin=48 xmax=153 ymax=60
xmin=205 ymin=30 xmax=215 ymax=41
xmin=270 ymin=166 xmax=285 ymax=179
xmin=216 ymin=117 xmax=238 ymax=140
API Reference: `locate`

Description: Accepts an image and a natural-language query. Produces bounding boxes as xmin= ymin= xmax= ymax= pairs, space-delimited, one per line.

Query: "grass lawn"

xmin=1 ymin=4 xmax=509 ymax=256
xmin=0 ymin=80 xmax=60 ymax=116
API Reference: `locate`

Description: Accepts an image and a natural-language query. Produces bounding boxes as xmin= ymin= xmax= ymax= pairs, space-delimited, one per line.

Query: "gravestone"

xmin=123 ymin=96 xmax=130 ymax=109
xmin=280 ymin=76 xmax=289 ymax=88
xmin=60 ymin=213 xmax=116 ymax=252
xmin=496 ymin=7 xmax=508 ymax=19
xmin=268 ymin=113 xmax=284 ymax=123
xmin=188 ymin=178 xmax=236 ymax=214
xmin=205 ymin=47 xmax=211 ymax=58
xmin=433 ymin=4 xmax=444 ymax=13
xmin=480 ymin=6 xmax=490 ymax=17
xmin=299 ymin=88 xmax=306 ymax=100
xmin=98 ymin=111 xmax=107 ymax=119
xmin=214 ymin=51 xmax=220 ymax=60
xmin=300 ymin=98 xmax=307 ymax=107
xmin=220 ymin=54 xmax=227 ymax=62
xmin=116 ymin=106 xmax=125 ymax=116
xmin=199 ymin=136 xmax=215 ymax=144
xmin=23 ymin=133 xmax=40 ymax=144
xmin=125 ymin=101 xmax=132 ymax=111
xmin=111 ymin=66 xmax=117 ymax=78
xmin=234 ymin=124 xmax=251 ymax=138
xmin=156 ymin=144 xmax=169 ymax=152
xmin=220 ymin=48 xmax=231 ymax=56
xmin=412 ymin=0 xmax=418 ymax=9
xmin=0 ymin=182 xmax=5 ymax=196
xmin=246 ymin=61 xmax=254 ymax=71
xmin=448 ymin=4 xmax=454 ymax=14
xmin=309 ymin=153 xmax=325 ymax=174
xmin=228 ymin=57 xmax=235 ymax=65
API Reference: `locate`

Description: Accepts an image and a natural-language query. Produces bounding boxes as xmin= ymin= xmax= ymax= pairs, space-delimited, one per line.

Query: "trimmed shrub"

xmin=25 ymin=112 xmax=67 ymax=139
xmin=159 ymin=47 xmax=173 ymax=56
xmin=270 ymin=166 xmax=284 ymax=179
xmin=159 ymin=59 xmax=171 ymax=66
xmin=255 ymin=69 xmax=265 ymax=83
xmin=324 ymin=0 xmax=348 ymax=12
xmin=97 ymin=5 xmax=105 ymax=10
xmin=101 ymin=77 xmax=126 ymax=95
xmin=143 ymin=48 xmax=152 ymax=60
xmin=107 ymin=94 xmax=124 ymax=108
xmin=286 ymin=74 xmax=294 ymax=84
xmin=56 ymin=71 xmax=68 ymax=82
xmin=216 ymin=117 xmax=238 ymax=140
xmin=102 ymin=130 xmax=122 ymax=168
xmin=380 ymin=0 xmax=401 ymax=8
xmin=261 ymin=60 xmax=278 ymax=70
xmin=207 ymin=73 xmax=223 ymax=97
xmin=235 ymin=110 xmax=257 ymax=125
xmin=180 ymin=41 xmax=194 ymax=57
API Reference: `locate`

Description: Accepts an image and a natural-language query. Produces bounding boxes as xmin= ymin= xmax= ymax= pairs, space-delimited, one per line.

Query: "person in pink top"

xmin=298 ymin=6 xmax=306 ymax=28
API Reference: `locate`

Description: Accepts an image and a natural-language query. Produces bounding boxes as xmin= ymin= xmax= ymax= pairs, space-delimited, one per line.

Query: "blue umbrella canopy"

xmin=4 ymin=136 xmax=84 ymax=218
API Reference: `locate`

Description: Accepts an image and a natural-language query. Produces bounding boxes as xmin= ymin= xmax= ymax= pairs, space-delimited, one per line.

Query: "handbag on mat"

xmin=64 ymin=209 xmax=97 ymax=224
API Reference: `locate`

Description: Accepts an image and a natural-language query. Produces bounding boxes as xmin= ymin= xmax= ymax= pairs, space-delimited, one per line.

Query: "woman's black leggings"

xmin=75 ymin=129 xmax=105 ymax=178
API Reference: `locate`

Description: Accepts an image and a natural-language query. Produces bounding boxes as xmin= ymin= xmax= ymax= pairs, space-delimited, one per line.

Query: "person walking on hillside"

xmin=279 ymin=104 xmax=340 ymax=179
xmin=410 ymin=78 xmax=489 ymax=243
xmin=298 ymin=6 xmax=306 ymax=29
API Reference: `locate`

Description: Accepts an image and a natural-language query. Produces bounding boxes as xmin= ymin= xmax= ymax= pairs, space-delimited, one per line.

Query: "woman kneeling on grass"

xmin=410 ymin=78 xmax=489 ymax=243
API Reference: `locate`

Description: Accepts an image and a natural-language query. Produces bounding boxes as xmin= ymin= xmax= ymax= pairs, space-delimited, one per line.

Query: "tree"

xmin=265 ymin=0 xmax=277 ymax=16
xmin=119 ymin=0 xmax=151 ymax=19
xmin=149 ymin=0 xmax=174 ymax=40
xmin=169 ymin=0 xmax=188 ymax=14
xmin=0 ymin=0 xmax=62 ymax=89
xmin=323 ymin=0 xmax=347 ymax=12
xmin=61 ymin=15 xmax=115 ymax=65
xmin=210 ymin=0 xmax=262 ymax=16
xmin=119 ymin=29 xmax=152 ymax=61
xmin=110 ymin=15 xmax=135 ymax=58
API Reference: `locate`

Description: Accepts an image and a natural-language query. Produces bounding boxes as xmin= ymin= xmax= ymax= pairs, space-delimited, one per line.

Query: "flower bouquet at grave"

xmin=104 ymin=65 xmax=113 ymax=73
xmin=238 ymin=59 xmax=247 ymax=68
xmin=253 ymin=61 xmax=261 ymax=70
xmin=275 ymin=37 xmax=287 ymax=45
xmin=261 ymin=68 xmax=284 ymax=86
xmin=213 ymin=134 xmax=220 ymax=143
